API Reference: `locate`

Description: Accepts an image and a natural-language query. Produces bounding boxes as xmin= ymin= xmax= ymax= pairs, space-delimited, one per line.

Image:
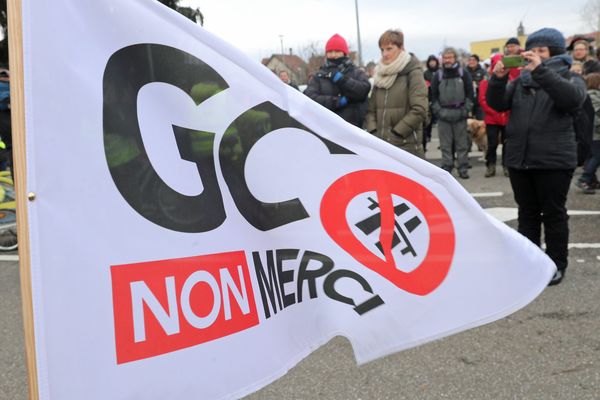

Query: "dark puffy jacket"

xmin=466 ymin=64 xmax=488 ymax=85
xmin=486 ymin=57 xmax=587 ymax=169
xmin=304 ymin=58 xmax=371 ymax=127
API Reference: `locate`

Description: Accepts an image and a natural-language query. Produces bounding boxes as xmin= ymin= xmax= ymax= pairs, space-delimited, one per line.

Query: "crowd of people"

xmin=278 ymin=28 xmax=600 ymax=286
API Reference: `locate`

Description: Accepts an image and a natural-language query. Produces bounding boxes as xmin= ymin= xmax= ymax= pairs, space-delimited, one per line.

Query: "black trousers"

xmin=485 ymin=124 xmax=505 ymax=166
xmin=508 ymin=168 xmax=573 ymax=271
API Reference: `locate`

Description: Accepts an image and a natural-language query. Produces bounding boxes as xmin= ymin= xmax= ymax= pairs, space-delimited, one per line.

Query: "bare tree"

xmin=581 ymin=0 xmax=600 ymax=41
xmin=296 ymin=41 xmax=322 ymax=62
xmin=157 ymin=0 xmax=204 ymax=25
xmin=296 ymin=41 xmax=324 ymax=76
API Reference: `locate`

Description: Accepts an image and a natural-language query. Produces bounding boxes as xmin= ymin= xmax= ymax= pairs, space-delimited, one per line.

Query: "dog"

xmin=467 ymin=118 xmax=487 ymax=154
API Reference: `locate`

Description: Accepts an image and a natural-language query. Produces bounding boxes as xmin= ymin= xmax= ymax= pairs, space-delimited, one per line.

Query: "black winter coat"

xmin=466 ymin=65 xmax=488 ymax=85
xmin=487 ymin=58 xmax=587 ymax=170
xmin=304 ymin=59 xmax=371 ymax=127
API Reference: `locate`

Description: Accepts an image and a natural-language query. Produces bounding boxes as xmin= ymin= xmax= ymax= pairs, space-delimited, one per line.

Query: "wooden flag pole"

xmin=7 ymin=0 xmax=39 ymax=399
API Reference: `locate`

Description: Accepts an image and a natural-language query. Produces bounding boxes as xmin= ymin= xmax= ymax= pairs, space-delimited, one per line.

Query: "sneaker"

xmin=575 ymin=180 xmax=596 ymax=194
xmin=485 ymin=165 xmax=496 ymax=178
xmin=459 ymin=171 xmax=469 ymax=179
xmin=548 ymin=269 xmax=565 ymax=286
xmin=503 ymin=167 xmax=509 ymax=177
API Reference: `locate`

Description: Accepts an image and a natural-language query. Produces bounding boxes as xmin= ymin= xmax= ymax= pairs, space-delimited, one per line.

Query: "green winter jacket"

xmin=364 ymin=54 xmax=428 ymax=158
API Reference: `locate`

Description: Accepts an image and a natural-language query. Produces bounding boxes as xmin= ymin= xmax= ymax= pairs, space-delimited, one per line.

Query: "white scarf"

xmin=373 ymin=50 xmax=411 ymax=89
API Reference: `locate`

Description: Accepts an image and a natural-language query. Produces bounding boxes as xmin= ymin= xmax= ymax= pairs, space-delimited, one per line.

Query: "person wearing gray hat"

xmin=523 ymin=27 xmax=566 ymax=53
xmin=486 ymin=27 xmax=587 ymax=286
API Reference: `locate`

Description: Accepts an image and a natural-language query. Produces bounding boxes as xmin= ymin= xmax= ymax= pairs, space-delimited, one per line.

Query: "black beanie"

xmin=505 ymin=37 xmax=520 ymax=46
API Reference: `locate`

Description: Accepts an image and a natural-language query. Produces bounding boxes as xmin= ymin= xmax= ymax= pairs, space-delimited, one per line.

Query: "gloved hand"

xmin=337 ymin=96 xmax=348 ymax=108
xmin=331 ymin=71 xmax=344 ymax=83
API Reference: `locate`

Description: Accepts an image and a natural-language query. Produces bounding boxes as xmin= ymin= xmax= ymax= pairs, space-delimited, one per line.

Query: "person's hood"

xmin=426 ymin=55 xmax=439 ymax=71
xmin=399 ymin=53 xmax=425 ymax=75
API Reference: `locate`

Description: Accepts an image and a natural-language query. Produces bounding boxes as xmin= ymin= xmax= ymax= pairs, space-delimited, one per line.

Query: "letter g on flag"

xmin=320 ymin=170 xmax=455 ymax=296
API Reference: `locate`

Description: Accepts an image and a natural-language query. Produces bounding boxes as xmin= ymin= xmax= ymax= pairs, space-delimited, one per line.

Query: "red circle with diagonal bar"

xmin=320 ymin=170 xmax=455 ymax=296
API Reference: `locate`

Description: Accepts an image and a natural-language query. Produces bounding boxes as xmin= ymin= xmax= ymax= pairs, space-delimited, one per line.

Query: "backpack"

xmin=436 ymin=67 xmax=467 ymax=108
xmin=573 ymin=94 xmax=594 ymax=166
xmin=436 ymin=67 xmax=464 ymax=81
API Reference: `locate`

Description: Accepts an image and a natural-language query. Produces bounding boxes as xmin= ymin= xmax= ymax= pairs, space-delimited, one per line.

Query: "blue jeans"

xmin=580 ymin=140 xmax=600 ymax=184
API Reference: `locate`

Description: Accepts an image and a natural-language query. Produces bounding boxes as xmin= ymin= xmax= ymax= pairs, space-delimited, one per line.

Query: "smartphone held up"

xmin=501 ymin=55 xmax=526 ymax=69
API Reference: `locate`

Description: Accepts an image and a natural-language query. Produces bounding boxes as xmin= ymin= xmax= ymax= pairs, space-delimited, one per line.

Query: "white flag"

xmin=21 ymin=1 xmax=554 ymax=399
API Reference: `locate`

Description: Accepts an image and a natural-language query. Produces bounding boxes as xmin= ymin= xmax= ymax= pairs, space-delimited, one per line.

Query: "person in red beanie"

xmin=305 ymin=33 xmax=370 ymax=127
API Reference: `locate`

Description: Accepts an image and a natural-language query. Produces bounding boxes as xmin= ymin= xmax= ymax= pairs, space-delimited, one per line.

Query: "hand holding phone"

xmin=521 ymin=51 xmax=542 ymax=71
xmin=493 ymin=60 xmax=509 ymax=78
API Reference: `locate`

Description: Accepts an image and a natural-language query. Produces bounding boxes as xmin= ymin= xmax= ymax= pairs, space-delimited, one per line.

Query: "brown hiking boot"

xmin=485 ymin=165 xmax=496 ymax=178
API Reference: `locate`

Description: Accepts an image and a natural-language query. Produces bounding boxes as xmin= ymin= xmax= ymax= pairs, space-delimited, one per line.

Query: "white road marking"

xmin=0 ymin=254 xmax=18 ymax=261
xmin=471 ymin=192 xmax=504 ymax=198
xmin=569 ymin=243 xmax=600 ymax=249
xmin=485 ymin=207 xmax=518 ymax=222
xmin=485 ymin=207 xmax=600 ymax=223
xmin=569 ymin=210 xmax=600 ymax=216
xmin=483 ymin=208 xmax=600 ymax=250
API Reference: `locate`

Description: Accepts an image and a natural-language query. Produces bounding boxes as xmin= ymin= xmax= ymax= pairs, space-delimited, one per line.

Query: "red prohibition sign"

xmin=320 ymin=170 xmax=455 ymax=296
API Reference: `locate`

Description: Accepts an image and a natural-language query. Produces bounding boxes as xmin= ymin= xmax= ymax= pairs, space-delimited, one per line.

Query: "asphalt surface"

xmin=1 ymin=138 xmax=599 ymax=400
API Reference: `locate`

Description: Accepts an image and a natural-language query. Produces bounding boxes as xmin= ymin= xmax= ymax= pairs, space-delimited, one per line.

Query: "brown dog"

xmin=467 ymin=118 xmax=487 ymax=154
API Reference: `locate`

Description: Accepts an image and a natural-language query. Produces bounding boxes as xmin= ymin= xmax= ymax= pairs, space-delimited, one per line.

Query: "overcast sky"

xmin=179 ymin=0 xmax=592 ymax=62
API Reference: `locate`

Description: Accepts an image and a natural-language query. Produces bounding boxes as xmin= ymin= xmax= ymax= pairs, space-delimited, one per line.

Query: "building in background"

xmin=262 ymin=51 xmax=360 ymax=85
xmin=470 ymin=22 xmax=528 ymax=59
xmin=262 ymin=53 xmax=308 ymax=85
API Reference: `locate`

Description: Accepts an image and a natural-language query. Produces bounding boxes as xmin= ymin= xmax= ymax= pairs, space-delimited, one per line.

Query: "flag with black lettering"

xmin=22 ymin=0 xmax=555 ymax=399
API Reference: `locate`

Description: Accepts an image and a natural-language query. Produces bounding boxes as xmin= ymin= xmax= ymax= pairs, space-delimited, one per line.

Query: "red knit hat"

xmin=325 ymin=34 xmax=349 ymax=55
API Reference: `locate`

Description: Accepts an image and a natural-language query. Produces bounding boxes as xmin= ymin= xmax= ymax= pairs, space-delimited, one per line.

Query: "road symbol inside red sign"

xmin=320 ymin=170 xmax=455 ymax=295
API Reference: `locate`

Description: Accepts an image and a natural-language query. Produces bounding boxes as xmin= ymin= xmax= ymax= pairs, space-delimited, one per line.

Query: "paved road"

xmin=0 ymin=254 xmax=26 ymax=400
xmin=1 ymin=139 xmax=599 ymax=399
